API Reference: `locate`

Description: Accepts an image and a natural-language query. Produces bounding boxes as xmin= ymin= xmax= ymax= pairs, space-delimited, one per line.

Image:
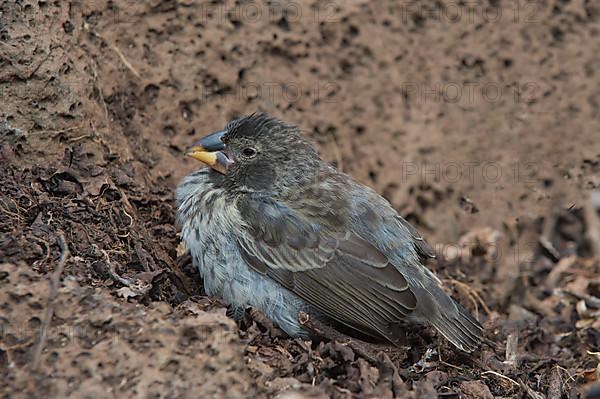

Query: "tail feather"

xmin=432 ymin=300 xmax=484 ymax=352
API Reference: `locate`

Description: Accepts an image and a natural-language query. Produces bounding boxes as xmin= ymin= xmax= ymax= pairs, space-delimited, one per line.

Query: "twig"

xmin=584 ymin=196 xmax=600 ymax=257
xmin=30 ymin=236 xmax=51 ymax=268
xmin=90 ymin=63 xmax=110 ymax=128
xmin=0 ymin=44 xmax=56 ymax=82
xmin=0 ymin=197 xmax=23 ymax=222
xmin=556 ymin=289 xmax=600 ymax=309
xmin=539 ymin=211 xmax=560 ymax=261
xmin=30 ymin=232 xmax=69 ymax=371
xmin=107 ymin=42 xmax=142 ymax=79
xmin=67 ymin=134 xmax=93 ymax=143
xmin=438 ymin=350 xmax=467 ymax=371
xmin=25 ymin=45 xmax=56 ymax=79
xmin=100 ymin=248 xmax=132 ymax=286
xmin=84 ymin=25 xmax=141 ymax=79
xmin=504 ymin=333 xmax=520 ymax=368
xmin=545 ymin=256 xmax=577 ymax=290
xmin=31 ymin=125 xmax=82 ymax=137
xmin=134 ymin=240 xmax=150 ymax=272
xmin=481 ymin=370 xmax=519 ymax=386
xmin=547 ymin=366 xmax=563 ymax=399
xmin=445 ymin=278 xmax=491 ymax=316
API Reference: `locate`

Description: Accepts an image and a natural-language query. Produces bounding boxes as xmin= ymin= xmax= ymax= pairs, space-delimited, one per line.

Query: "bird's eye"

xmin=242 ymin=147 xmax=257 ymax=158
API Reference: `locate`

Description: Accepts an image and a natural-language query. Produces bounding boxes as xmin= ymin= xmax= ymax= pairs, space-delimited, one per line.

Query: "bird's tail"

xmin=430 ymin=299 xmax=484 ymax=352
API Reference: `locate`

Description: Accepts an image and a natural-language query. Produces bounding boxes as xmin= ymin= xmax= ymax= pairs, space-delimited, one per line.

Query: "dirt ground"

xmin=1 ymin=0 xmax=599 ymax=397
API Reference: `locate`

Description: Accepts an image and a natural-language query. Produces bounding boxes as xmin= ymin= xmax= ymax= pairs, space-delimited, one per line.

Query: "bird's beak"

xmin=185 ymin=129 xmax=233 ymax=174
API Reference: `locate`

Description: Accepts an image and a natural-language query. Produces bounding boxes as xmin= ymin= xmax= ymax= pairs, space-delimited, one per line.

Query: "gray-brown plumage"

xmin=176 ymin=113 xmax=484 ymax=352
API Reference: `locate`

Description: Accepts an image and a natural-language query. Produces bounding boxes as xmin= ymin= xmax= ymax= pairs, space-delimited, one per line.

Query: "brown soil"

xmin=1 ymin=0 xmax=599 ymax=397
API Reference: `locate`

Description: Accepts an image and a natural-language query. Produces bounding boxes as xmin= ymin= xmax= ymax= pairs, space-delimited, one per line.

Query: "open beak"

xmin=185 ymin=129 xmax=233 ymax=174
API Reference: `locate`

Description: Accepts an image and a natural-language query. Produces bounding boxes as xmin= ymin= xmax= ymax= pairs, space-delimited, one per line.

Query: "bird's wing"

xmin=395 ymin=215 xmax=437 ymax=261
xmin=236 ymin=194 xmax=417 ymax=343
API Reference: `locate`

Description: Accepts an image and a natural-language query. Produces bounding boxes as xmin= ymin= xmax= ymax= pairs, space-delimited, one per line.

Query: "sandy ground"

xmin=1 ymin=0 xmax=599 ymax=397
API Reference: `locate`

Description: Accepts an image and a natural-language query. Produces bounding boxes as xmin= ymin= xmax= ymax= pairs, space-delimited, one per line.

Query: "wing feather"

xmin=237 ymin=194 xmax=418 ymax=343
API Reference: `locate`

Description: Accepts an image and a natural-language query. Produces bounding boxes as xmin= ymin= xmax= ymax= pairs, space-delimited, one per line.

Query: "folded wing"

xmin=237 ymin=194 xmax=417 ymax=344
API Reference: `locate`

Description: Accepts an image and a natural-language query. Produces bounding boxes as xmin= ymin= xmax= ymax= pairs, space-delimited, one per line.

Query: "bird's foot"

xmin=225 ymin=305 xmax=246 ymax=321
xmin=298 ymin=311 xmax=409 ymax=397
xmin=245 ymin=307 xmax=288 ymax=339
xmin=297 ymin=311 xmax=408 ymax=364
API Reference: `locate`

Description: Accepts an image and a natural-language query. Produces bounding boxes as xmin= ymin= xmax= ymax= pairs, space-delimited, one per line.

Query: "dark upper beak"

xmin=189 ymin=129 xmax=227 ymax=152
xmin=185 ymin=129 xmax=233 ymax=174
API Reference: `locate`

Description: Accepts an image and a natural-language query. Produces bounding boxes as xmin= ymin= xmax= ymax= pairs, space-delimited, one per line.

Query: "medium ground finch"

xmin=176 ymin=113 xmax=483 ymax=352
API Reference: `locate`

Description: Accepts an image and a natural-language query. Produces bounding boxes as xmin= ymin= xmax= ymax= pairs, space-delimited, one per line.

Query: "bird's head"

xmin=186 ymin=113 xmax=321 ymax=193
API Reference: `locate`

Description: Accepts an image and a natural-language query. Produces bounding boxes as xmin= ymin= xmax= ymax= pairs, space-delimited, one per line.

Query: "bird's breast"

xmin=176 ymin=172 xmax=245 ymax=296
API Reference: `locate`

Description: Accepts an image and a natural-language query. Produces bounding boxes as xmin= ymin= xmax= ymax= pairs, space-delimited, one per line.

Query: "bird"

xmin=176 ymin=112 xmax=484 ymax=352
